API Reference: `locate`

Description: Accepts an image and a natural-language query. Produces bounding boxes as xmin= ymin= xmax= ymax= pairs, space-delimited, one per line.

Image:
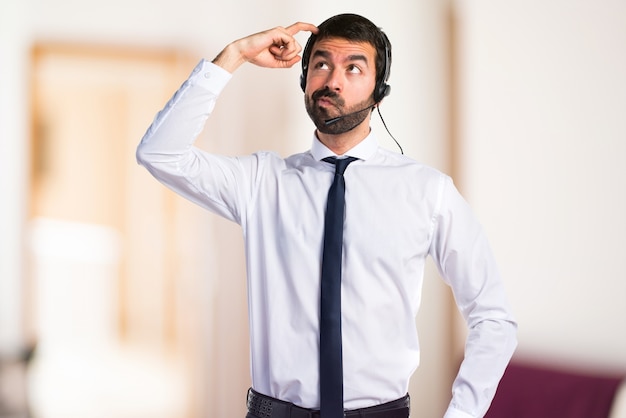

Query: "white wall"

xmin=0 ymin=0 xmax=30 ymax=351
xmin=455 ymin=0 xmax=626 ymax=371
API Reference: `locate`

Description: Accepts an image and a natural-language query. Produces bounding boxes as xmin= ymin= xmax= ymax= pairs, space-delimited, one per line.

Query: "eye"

xmin=347 ymin=64 xmax=362 ymax=74
xmin=314 ymin=61 xmax=329 ymax=70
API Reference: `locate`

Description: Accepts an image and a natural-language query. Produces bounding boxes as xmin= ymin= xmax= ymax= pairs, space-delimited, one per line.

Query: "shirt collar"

xmin=310 ymin=131 xmax=379 ymax=161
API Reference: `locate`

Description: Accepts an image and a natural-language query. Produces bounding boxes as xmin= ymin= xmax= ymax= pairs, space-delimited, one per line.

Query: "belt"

xmin=246 ymin=388 xmax=410 ymax=418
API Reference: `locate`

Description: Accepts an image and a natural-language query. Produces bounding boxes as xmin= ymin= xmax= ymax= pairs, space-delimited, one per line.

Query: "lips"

xmin=317 ymin=97 xmax=336 ymax=108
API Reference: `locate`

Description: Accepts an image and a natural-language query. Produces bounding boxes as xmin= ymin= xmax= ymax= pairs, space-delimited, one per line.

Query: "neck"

xmin=316 ymin=119 xmax=371 ymax=155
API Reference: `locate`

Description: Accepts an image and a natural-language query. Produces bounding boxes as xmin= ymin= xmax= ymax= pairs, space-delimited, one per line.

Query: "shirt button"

xmin=204 ymin=72 xmax=211 ymax=79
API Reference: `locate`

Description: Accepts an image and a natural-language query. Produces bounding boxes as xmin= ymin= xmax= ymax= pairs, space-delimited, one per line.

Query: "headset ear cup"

xmin=300 ymin=35 xmax=315 ymax=93
xmin=374 ymin=83 xmax=391 ymax=104
xmin=374 ymin=31 xmax=392 ymax=103
xmin=383 ymin=84 xmax=391 ymax=98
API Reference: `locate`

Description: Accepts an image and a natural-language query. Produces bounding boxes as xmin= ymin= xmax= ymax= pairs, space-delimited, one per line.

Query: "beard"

xmin=305 ymin=87 xmax=374 ymax=135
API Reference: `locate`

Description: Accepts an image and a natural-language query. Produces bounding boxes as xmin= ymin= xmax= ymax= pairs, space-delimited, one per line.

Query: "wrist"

xmin=212 ymin=42 xmax=246 ymax=74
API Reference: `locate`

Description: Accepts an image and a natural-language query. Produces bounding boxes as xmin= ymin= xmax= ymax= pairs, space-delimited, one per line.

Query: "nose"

xmin=324 ymin=68 xmax=343 ymax=93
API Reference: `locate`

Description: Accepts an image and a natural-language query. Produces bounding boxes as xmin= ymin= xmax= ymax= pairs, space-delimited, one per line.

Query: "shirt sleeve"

xmin=136 ymin=59 xmax=259 ymax=224
xmin=429 ymin=175 xmax=518 ymax=418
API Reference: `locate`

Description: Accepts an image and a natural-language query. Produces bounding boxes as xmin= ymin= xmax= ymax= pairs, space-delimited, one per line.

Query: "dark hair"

xmin=300 ymin=13 xmax=392 ymax=101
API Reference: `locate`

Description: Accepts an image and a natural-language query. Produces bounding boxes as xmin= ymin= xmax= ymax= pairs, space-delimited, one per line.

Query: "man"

xmin=137 ymin=13 xmax=517 ymax=418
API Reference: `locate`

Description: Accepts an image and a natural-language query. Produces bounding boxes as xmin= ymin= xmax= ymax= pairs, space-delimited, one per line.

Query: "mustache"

xmin=311 ymin=87 xmax=344 ymax=106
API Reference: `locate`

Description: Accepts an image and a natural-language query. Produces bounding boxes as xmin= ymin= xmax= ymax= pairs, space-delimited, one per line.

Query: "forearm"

xmin=445 ymin=319 xmax=517 ymax=418
xmin=136 ymin=59 xmax=231 ymax=167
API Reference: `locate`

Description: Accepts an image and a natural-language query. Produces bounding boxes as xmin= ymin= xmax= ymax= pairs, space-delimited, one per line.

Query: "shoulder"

xmin=371 ymin=147 xmax=451 ymax=183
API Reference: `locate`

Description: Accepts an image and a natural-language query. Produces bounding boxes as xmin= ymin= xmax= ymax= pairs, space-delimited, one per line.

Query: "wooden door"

xmin=29 ymin=44 xmax=196 ymax=418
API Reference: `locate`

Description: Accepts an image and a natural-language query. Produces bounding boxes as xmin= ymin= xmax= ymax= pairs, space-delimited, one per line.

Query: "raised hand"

xmin=213 ymin=22 xmax=318 ymax=73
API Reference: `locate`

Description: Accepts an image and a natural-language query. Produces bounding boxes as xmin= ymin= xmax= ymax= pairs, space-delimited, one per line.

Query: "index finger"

xmin=285 ymin=21 xmax=319 ymax=36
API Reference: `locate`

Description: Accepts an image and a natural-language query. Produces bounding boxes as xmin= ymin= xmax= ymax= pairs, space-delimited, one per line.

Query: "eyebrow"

xmin=311 ymin=50 xmax=370 ymax=65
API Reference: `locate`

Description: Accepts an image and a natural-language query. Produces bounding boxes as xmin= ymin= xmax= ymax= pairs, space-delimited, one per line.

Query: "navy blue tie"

xmin=320 ymin=156 xmax=358 ymax=418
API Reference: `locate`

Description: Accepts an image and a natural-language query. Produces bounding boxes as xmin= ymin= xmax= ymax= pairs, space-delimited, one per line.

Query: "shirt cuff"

xmin=190 ymin=59 xmax=232 ymax=96
xmin=443 ymin=405 xmax=476 ymax=418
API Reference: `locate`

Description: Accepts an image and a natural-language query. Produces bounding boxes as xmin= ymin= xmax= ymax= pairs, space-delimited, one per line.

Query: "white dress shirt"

xmin=136 ymin=59 xmax=517 ymax=418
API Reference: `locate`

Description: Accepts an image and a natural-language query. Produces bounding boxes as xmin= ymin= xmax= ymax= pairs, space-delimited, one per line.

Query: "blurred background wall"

xmin=0 ymin=0 xmax=624 ymax=417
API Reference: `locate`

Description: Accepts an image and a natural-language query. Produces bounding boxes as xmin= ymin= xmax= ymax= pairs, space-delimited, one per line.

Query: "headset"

xmin=299 ymin=29 xmax=392 ymax=104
